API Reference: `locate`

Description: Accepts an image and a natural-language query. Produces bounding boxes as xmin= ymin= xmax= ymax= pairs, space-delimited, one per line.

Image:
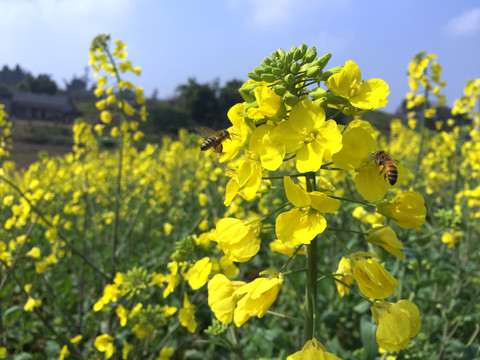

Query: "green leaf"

xmin=360 ymin=315 xmax=377 ymax=360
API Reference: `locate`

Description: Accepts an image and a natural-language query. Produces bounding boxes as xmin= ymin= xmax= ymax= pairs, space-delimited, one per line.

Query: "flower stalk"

xmin=303 ymin=171 xmax=317 ymax=342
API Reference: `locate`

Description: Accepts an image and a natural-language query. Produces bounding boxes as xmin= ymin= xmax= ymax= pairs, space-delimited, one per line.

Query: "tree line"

xmin=0 ymin=64 xmax=244 ymax=132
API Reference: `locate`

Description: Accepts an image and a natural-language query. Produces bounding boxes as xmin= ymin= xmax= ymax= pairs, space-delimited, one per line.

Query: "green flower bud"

xmin=261 ymin=73 xmax=276 ymax=83
xmin=277 ymin=48 xmax=286 ymax=59
xmin=272 ymin=67 xmax=283 ymax=76
xmin=309 ymin=87 xmax=327 ymax=100
xmin=264 ymin=65 xmax=273 ymax=74
xmin=290 ymin=63 xmax=301 ymax=74
xmin=320 ymin=66 xmax=343 ymax=81
xmin=286 ymin=52 xmax=294 ymax=63
xmin=239 ymin=84 xmax=259 ymax=102
xmin=293 ymin=48 xmax=303 ymax=61
xmin=314 ymin=53 xmax=332 ymax=70
xmin=306 ymin=65 xmax=321 ymax=78
xmin=284 ymin=74 xmax=295 ymax=85
xmin=248 ymin=72 xmax=262 ymax=82
xmin=304 ymin=47 xmax=317 ymax=63
xmin=263 ymin=57 xmax=272 ymax=66
xmin=254 ymin=66 xmax=266 ymax=75
xmin=273 ymin=85 xmax=287 ymax=96
xmin=283 ymin=93 xmax=299 ymax=107
xmin=299 ymin=44 xmax=308 ymax=56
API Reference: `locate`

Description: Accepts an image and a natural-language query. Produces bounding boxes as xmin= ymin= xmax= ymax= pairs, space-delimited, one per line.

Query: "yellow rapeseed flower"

xmin=184 ymin=257 xmax=212 ymax=290
xmin=326 ymin=60 xmax=389 ymax=111
xmin=233 ymin=272 xmax=283 ymax=327
xmin=94 ymin=333 xmax=115 ymax=359
xmin=214 ymin=217 xmax=262 ymax=262
xmin=366 ymin=226 xmax=404 ymax=259
xmin=275 ymin=177 xmax=340 ymax=246
xmin=274 ymin=100 xmax=343 ymax=173
xmin=376 ymin=191 xmax=426 ymax=231
xmin=351 ymin=253 xmax=399 ymax=299
xmin=178 ymin=293 xmax=197 ymax=333
xmin=287 ymin=338 xmax=342 ymax=360
xmin=24 ymin=297 xmax=42 ymax=312
xmin=208 ymin=274 xmax=246 ymax=324
xmin=371 ymin=300 xmax=421 ymax=352
xmin=334 ymin=256 xmax=354 ymax=298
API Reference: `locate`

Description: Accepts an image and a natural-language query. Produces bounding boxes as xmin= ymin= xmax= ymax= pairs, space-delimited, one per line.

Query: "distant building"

xmin=0 ymin=92 xmax=82 ymax=123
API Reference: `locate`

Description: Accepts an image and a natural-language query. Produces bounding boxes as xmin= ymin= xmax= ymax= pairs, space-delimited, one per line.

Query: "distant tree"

xmin=150 ymin=88 xmax=159 ymax=101
xmin=65 ymin=76 xmax=87 ymax=92
xmin=18 ymin=74 xmax=58 ymax=95
xmin=0 ymin=64 xmax=28 ymax=85
xmin=176 ymin=78 xmax=221 ymax=128
xmin=218 ymin=79 xmax=244 ymax=119
xmin=146 ymin=99 xmax=192 ymax=133
xmin=0 ymin=84 xmax=13 ymax=99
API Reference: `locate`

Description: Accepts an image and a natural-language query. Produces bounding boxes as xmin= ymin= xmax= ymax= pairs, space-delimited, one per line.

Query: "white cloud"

xmin=445 ymin=8 xmax=480 ymax=36
xmin=248 ymin=0 xmax=297 ymax=24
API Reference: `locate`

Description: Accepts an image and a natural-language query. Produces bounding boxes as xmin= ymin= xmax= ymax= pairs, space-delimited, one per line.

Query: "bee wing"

xmin=196 ymin=126 xmax=217 ymax=138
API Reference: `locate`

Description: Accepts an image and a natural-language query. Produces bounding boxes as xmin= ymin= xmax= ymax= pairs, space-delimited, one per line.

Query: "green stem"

xmin=260 ymin=202 xmax=291 ymax=221
xmin=328 ymin=195 xmax=376 ymax=208
xmin=267 ymin=310 xmax=303 ymax=324
xmin=262 ymin=172 xmax=309 ymax=180
xmin=304 ymin=171 xmax=317 ymax=342
xmin=326 ymin=227 xmax=367 ymax=235
xmin=282 ymin=267 xmax=307 ymax=276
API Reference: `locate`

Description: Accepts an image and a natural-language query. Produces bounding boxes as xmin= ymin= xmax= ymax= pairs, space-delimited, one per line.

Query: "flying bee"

xmin=196 ymin=126 xmax=231 ymax=154
xmin=374 ymin=150 xmax=398 ymax=185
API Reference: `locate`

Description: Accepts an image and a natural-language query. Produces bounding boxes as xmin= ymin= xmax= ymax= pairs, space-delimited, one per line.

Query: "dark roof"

xmin=12 ymin=92 xmax=77 ymax=112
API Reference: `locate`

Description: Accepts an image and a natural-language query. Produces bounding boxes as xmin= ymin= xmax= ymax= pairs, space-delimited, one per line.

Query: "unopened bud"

xmin=290 ymin=63 xmax=301 ymax=74
xmin=306 ymin=66 xmax=321 ymax=78
xmin=293 ymin=48 xmax=303 ymax=61
xmin=304 ymin=47 xmax=317 ymax=63
xmin=309 ymin=87 xmax=327 ymax=100
xmin=254 ymin=66 xmax=265 ymax=75
xmin=273 ymin=85 xmax=287 ymax=96
xmin=299 ymin=44 xmax=308 ymax=56
xmin=248 ymin=72 xmax=262 ymax=82
xmin=261 ymin=73 xmax=276 ymax=83
xmin=285 ymin=52 xmax=294 ymax=63
xmin=283 ymin=93 xmax=299 ymax=107
xmin=285 ymin=74 xmax=295 ymax=85
xmin=320 ymin=66 xmax=343 ymax=81
xmin=239 ymin=84 xmax=259 ymax=102
xmin=314 ymin=53 xmax=332 ymax=70
xmin=272 ymin=67 xmax=283 ymax=76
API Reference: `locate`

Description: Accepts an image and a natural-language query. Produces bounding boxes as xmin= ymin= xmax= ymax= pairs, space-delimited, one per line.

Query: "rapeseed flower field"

xmin=0 ymin=35 xmax=479 ymax=359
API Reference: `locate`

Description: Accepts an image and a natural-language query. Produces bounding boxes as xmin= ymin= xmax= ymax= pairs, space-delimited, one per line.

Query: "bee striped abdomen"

xmin=197 ymin=127 xmax=231 ymax=154
xmin=374 ymin=150 xmax=398 ymax=186
xmin=384 ymin=161 xmax=398 ymax=185
xmin=201 ymin=138 xmax=216 ymax=151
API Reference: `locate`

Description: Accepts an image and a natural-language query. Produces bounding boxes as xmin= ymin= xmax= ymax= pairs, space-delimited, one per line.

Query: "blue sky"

xmin=1 ymin=0 xmax=479 ymax=113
